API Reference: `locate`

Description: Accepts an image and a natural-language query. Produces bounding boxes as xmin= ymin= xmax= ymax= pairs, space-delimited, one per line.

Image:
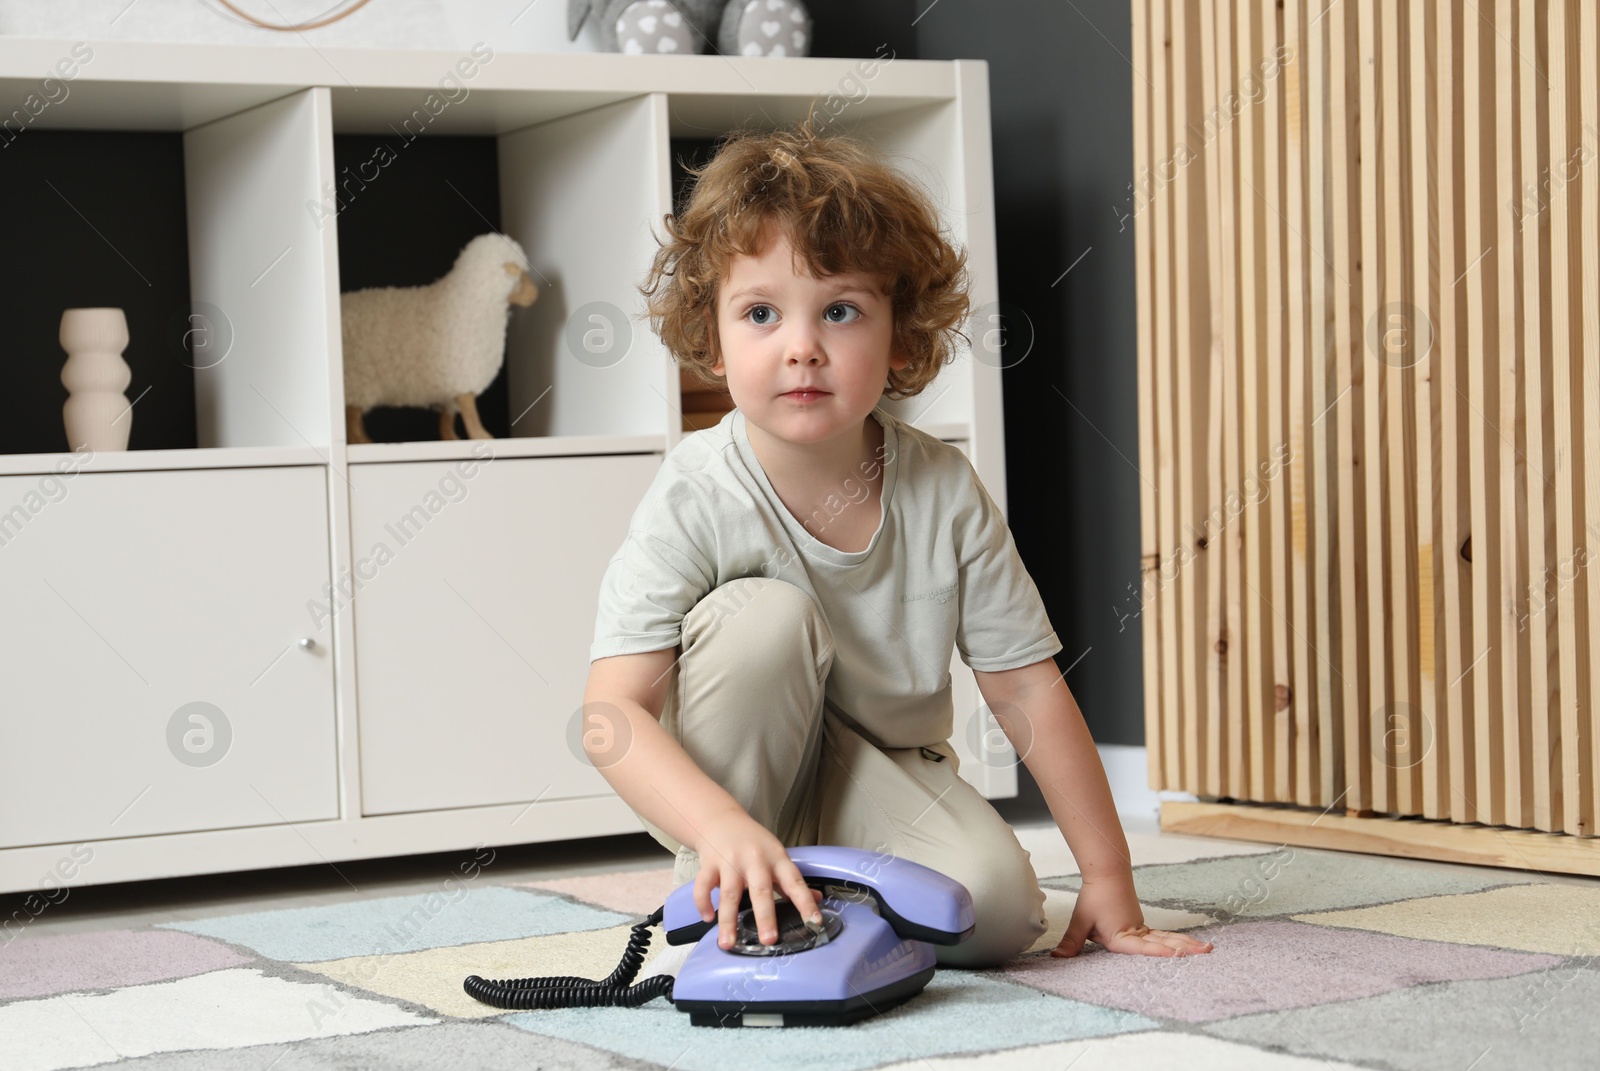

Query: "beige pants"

xmin=637 ymin=576 xmax=1048 ymax=968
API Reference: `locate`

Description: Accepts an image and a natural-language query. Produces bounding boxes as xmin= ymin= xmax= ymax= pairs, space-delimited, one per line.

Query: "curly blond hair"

xmin=638 ymin=114 xmax=972 ymax=400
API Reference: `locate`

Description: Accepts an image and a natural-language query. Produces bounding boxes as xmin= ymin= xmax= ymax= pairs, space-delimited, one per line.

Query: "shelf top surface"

xmin=0 ymin=38 xmax=971 ymax=134
xmin=0 ymin=444 xmax=330 ymax=478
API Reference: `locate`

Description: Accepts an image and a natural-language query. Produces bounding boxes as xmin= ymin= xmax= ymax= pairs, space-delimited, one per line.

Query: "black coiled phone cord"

xmin=462 ymin=906 xmax=675 ymax=1010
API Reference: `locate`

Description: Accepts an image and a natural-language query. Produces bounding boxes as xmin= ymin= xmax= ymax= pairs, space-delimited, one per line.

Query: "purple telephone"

xmin=464 ymin=845 xmax=976 ymax=1027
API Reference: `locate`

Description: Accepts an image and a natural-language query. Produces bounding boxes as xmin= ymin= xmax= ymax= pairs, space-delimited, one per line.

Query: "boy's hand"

xmin=1052 ymin=875 xmax=1214 ymax=959
xmin=690 ymin=811 xmax=823 ymax=951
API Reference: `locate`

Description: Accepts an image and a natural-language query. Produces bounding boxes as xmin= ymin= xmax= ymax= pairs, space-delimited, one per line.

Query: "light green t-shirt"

xmin=589 ymin=404 xmax=1062 ymax=749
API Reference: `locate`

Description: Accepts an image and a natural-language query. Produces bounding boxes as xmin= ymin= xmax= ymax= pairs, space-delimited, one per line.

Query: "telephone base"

xmin=677 ymin=965 xmax=936 ymax=1028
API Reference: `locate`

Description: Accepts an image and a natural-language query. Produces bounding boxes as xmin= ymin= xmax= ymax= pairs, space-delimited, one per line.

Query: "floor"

xmin=17 ymin=809 xmax=1596 ymax=937
xmin=4 ymin=825 xmax=677 ymax=942
xmin=5 ymin=812 xmax=1598 ymax=1070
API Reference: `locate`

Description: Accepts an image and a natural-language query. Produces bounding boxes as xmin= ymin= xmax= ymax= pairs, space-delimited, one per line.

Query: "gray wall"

xmin=914 ymin=1 xmax=1145 ymax=750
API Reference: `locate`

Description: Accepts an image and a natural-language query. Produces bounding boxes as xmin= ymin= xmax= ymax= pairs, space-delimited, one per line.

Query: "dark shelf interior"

xmin=332 ymin=133 xmax=512 ymax=444
xmin=667 ymin=136 xmax=734 ymax=429
xmin=0 ymin=130 xmax=196 ymax=456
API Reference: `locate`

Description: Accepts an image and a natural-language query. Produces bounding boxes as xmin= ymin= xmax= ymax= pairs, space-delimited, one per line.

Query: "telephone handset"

xmin=663 ymin=844 xmax=976 ymax=946
xmin=464 ymin=845 xmax=976 ymax=1027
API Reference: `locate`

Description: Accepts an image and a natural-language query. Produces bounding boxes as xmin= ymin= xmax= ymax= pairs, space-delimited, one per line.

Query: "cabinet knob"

xmin=298 ymin=637 xmax=317 ymax=651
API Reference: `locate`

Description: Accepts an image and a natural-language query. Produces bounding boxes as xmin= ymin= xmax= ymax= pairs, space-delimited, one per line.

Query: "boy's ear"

xmin=888 ymin=339 xmax=910 ymax=372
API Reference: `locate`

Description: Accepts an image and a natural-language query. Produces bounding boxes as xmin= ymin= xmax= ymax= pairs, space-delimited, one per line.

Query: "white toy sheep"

xmin=341 ymin=232 xmax=539 ymax=443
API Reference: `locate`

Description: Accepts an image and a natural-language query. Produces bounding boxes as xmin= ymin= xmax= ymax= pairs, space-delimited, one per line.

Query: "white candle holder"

xmin=60 ymin=307 xmax=133 ymax=452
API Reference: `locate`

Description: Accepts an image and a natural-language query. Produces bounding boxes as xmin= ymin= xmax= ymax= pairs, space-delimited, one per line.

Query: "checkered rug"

xmin=3 ymin=836 xmax=1598 ymax=1070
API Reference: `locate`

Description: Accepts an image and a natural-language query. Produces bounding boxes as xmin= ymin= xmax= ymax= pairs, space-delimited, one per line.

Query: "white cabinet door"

xmin=0 ymin=466 xmax=338 ymax=849
xmin=349 ymin=452 xmax=658 ymax=815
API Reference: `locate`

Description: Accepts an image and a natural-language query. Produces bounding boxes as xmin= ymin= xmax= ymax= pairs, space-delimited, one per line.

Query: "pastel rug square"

xmin=1043 ymin=846 xmax=1527 ymax=919
xmin=505 ymin=970 xmax=1156 ymax=1071
xmin=0 ymin=929 xmax=252 ymax=1001
xmin=1294 ymin=882 xmax=1600 ymax=956
xmin=871 ymin=1031 xmax=1373 ymax=1070
xmin=517 ymin=868 xmax=676 ymax=916
xmin=296 ymin=923 xmax=665 ymax=1019
xmin=54 ymin=1018 xmax=668 ymax=1069
xmin=1122 ymin=828 xmax=1277 ymax=867
xmin=1026 ymin=887 xmax=1212 ymax=954
xmin=57 ymin=1021 xmax=667 ymax=1071
xmin=0 ymin=967 xmax=434 ymax=1071
xmin=1205 ymin=968 xmax=1600 ymax=1070
xmin=159 ymin=886 xmax=629 ymax=961
xmin=1015 ymin=823 xmax=1272 ymax=882
xmin=1000 ymin=919 xmax=1560 ymax=1022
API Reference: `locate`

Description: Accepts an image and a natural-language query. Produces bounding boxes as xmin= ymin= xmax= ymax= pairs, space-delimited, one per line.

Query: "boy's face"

xmin=711 ymin=223 xmax=907 ymax=452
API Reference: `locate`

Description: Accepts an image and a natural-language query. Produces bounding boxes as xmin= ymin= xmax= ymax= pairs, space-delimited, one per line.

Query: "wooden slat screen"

xmin=1134 ymin=0 xmax=1599 ymax=835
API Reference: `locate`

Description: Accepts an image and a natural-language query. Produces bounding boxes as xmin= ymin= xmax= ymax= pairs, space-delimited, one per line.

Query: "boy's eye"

xmin=741 ymin=302 xmax=861 ymax=325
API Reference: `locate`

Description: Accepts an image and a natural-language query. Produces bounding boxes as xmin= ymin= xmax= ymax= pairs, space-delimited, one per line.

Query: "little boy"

xmin=584 ymin=119 xmax=1212 ymax=968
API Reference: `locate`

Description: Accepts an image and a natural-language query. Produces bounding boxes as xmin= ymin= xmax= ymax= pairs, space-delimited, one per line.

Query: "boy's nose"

xmin=784 ymin=326 xmax=826 ymax=364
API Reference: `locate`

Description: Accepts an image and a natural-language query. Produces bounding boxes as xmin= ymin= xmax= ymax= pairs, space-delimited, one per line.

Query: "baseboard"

xmin=1161 ymin=800 xmax=1600 ymax=878
xmin=1099 ymin=744 xmax=1196 ymax=820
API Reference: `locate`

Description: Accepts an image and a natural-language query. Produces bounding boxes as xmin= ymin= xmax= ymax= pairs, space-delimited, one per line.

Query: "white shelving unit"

xmin=0 ymin=38 xmax=1015 ymax=894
